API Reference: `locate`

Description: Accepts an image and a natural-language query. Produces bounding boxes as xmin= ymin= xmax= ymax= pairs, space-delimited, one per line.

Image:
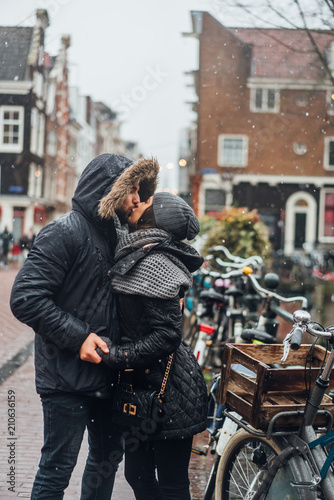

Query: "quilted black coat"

xmin=98 ymin=242 xmax=208 ymax=440
xmin=10 ymin=154 xmax=158 ymax=397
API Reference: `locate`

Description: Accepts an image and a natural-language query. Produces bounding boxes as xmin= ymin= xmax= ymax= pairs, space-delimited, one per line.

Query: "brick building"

xmin=0 ymin=10 xmax=49 ymax=240
xmin=0 ymin=9 xmax=140 ymax=243
xmin=183 ymin=11 xmax=334 ymax=255
xmin=44 ymin=34 xmax=77 ymax=220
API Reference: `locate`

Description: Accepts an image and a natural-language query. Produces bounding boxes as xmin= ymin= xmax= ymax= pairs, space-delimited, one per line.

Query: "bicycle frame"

xmin=296 ymin=345 xmax=334 ymax=498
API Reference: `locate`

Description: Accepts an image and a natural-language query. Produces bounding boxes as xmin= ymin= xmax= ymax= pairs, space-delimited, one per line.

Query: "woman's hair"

xmin=135 ymin=205 xmax=157 ymax=230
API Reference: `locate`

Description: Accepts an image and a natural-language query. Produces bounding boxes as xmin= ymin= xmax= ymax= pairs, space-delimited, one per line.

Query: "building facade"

xmin=184 ymin=11 xmax=334 ymax=255
xmin=0 ymin=9 xmax=140 ymax=245
xmin=0 ymin=9 xmax=49 ymax=241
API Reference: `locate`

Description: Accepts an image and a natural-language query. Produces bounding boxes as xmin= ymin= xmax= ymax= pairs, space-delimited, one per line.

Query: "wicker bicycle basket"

xmin=217 ymin=344 xmax=334 ymax=430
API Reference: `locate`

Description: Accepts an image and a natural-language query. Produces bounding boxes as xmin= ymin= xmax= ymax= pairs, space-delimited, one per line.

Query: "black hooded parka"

xmin=10 ymin=154 xmax=158 ymax=397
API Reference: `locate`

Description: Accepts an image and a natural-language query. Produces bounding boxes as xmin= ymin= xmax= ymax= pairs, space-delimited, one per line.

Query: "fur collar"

xmin=98 ymin=157 xmax=159 ymax=219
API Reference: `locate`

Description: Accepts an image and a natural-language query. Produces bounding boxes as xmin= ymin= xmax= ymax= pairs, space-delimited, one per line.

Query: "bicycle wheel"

xmin=215 ymin=429 xmax=316 ymax=500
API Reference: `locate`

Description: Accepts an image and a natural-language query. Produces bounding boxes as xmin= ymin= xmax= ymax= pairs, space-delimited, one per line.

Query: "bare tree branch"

xmin=293 ymin=0 xmax=334 ymax=85
xmin=219 ymin=0 xmax=334 ymax=84
xmin=229 ymin=1 xmax=300 ymax=29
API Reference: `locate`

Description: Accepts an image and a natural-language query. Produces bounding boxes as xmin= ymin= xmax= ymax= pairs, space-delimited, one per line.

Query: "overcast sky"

xmin=1 ymin=0 xmax=313 ymax=190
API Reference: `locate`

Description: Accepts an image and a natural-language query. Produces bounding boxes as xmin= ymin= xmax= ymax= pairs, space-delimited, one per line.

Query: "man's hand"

xmin=79 ymin=333 xmax=109 ymax=364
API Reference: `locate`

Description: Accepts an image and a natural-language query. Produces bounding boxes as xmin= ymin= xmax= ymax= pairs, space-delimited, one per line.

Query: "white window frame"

xmin=217 ymin=134 xmax=248 ymax=168
xmin=319 ymin=188 xmax=334 ymax=243
xmin=250 ymin=88 xmax=280 ymax=113
xmin=324 ymin=137 xmax=334 ymax=171
xmin=0 ymin=105 xmax=24 ymax=153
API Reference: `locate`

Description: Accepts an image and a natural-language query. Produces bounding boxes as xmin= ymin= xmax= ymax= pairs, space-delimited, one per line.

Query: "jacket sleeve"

xmin=10 ymin=219 xmax=91 ymax=352
xmin=97 ymin=296 xmax=182 ymax=369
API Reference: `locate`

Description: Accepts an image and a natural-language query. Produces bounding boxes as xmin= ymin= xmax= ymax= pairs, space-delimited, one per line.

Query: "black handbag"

xmin=111 ymin=354 xmax=173 ymax=432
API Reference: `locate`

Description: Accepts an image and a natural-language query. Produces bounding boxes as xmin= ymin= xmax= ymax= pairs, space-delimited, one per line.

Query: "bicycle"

xmin=188 ymin=248 xmax=265 ymax=369
xmin=214 ymin=310 xmax=334 ymax=499
xmin=192 ymin=285 xmax=308 ymax=499
xmin=191 ymin=260 xmax=307 ymax=372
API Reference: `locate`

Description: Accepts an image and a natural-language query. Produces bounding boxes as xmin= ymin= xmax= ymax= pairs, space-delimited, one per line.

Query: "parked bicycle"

xmin=189 ymin=257 xmax=308 ymax=372
xmin=213 ymin=310 xmax=334 ymax=499
xmin=185 ymin=247 xmax=264 ymax=368
xmin=192 ymin=285 xmax=308 ymax=499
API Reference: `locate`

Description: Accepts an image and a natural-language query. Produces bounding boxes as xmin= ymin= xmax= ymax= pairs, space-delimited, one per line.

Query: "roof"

xmin=0 ymin=27 xmax=33 ymax=81
xmin=230 ymin=27 xmax=334 ymax=80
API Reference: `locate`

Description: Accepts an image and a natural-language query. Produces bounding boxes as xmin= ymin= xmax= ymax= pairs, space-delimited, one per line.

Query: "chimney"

xmin=36 ymin=9 xmax=50 ymax=30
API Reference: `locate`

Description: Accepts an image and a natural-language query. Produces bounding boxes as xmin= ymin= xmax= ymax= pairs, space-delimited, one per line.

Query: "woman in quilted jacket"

xmin=97 ymin=191 xmax=208 ymax=500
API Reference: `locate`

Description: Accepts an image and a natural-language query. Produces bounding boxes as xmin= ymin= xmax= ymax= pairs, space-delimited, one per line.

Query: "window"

xmin=0 ymin=106 xmax=24 ymax=153
xmin=47 ymin=130 xmax=57 ymax=157
xmin=218 ymin=135 xmax=248 ymax=167
xmin=250 ymin=88 xmax=280 ymax=113
xmin=28 ymin=163 xmax=43 ymax=198
xmin=324 ymin=193 xmax=334 ymax=238
xmin=319 ymin=190 xmax=334 ymax=241
xmin=324 ymin=137 xmax=334 ymax=170
xmin=205 ymin=189 xmax=225 ymax=213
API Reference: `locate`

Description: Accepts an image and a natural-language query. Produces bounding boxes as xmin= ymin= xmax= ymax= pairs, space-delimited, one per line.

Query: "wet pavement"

xmin=0 ymin=262 xmax=214 ymax=499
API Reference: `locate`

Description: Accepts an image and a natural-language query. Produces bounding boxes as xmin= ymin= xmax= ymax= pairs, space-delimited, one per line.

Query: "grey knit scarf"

xmin=111 ymin=228 xmax=193 ymax=299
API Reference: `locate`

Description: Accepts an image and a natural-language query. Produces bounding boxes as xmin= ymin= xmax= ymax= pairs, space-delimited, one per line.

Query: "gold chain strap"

xmin=157 ymin=353 xmax=174 ymax=401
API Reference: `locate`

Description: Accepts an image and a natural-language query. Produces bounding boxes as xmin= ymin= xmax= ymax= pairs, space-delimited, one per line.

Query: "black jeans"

xmin=124 ymin=437 xmax=193 ymax=500
xmin=31 ymin=392 xmax=124 ymax=500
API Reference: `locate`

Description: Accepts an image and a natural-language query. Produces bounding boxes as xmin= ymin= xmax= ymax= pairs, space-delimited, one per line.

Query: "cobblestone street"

xmin=0 ymin=263 xmax=213 ymax=499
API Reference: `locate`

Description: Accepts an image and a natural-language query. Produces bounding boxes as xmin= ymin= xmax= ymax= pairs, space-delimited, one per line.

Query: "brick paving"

xmin=0 ymin=264 xmax=34 ymax=367
xmin=0 ymin=262 xmax=213 ymax=499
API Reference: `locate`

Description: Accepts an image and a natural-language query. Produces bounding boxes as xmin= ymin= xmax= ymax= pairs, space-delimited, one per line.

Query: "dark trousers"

xmin=31 ymin=392 xmax=124 ymax=500
xmin=124 ymin=437 xmax=193 ymax=500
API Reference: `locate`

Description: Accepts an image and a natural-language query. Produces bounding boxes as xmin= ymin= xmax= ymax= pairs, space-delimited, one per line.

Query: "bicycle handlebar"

xmin=281 ymin=310 xmax=334 ymax=362
xmin=200 ymin=266 xmax=250 ymax=280
xmin=215 ymin=256 xmax=263 ymax=269
xmin=269 ymin=302 xmax=294 ymax=324
xmin=200 ymin=266 xmax=308 ymax=310
xmin=247 ymin=273 xmax=308 ymax=309
xmin=290 ymin=326 xmax=304 ymax=351
xmin=207 ymin=245 xmax=263 ymax=266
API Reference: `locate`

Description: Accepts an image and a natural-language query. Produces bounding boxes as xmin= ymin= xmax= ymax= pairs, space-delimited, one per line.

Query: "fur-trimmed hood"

xmin=72 ymin=154 xmax=159 ymax=223
xmin=98 ymin=157 xmax=160 ymax=219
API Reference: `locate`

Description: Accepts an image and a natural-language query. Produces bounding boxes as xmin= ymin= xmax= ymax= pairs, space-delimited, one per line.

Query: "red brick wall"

xmin=196 ymin=12 xmax=334 ymax=179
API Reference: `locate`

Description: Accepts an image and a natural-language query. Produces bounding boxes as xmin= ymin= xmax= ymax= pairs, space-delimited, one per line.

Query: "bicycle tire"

xmin=215 ymin=429 xmax=316 ymax=500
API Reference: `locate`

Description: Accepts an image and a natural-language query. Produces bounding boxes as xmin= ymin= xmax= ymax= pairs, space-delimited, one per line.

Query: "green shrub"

xmin=200 ymin=207 xmax=272 ymax=261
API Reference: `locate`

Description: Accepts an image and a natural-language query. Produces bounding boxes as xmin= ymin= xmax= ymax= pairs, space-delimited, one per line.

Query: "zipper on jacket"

xmin=96 ymin=247 xmax=103 ymax=288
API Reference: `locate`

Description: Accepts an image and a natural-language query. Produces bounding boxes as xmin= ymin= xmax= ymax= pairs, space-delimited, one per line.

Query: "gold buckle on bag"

xmin=123 ymin=403 xmax=137 ymax=416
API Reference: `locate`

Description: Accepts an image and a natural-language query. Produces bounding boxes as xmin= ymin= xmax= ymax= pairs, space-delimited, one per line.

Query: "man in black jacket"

xmin=10 ymin=153 xmax=159 ymax=500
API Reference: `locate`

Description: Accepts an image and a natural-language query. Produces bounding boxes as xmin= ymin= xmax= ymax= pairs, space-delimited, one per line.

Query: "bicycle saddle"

xmin=224 ymin=286 xmax=244 ymax=298
xmin=200 ymin=289 xmax=226 ymax=302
